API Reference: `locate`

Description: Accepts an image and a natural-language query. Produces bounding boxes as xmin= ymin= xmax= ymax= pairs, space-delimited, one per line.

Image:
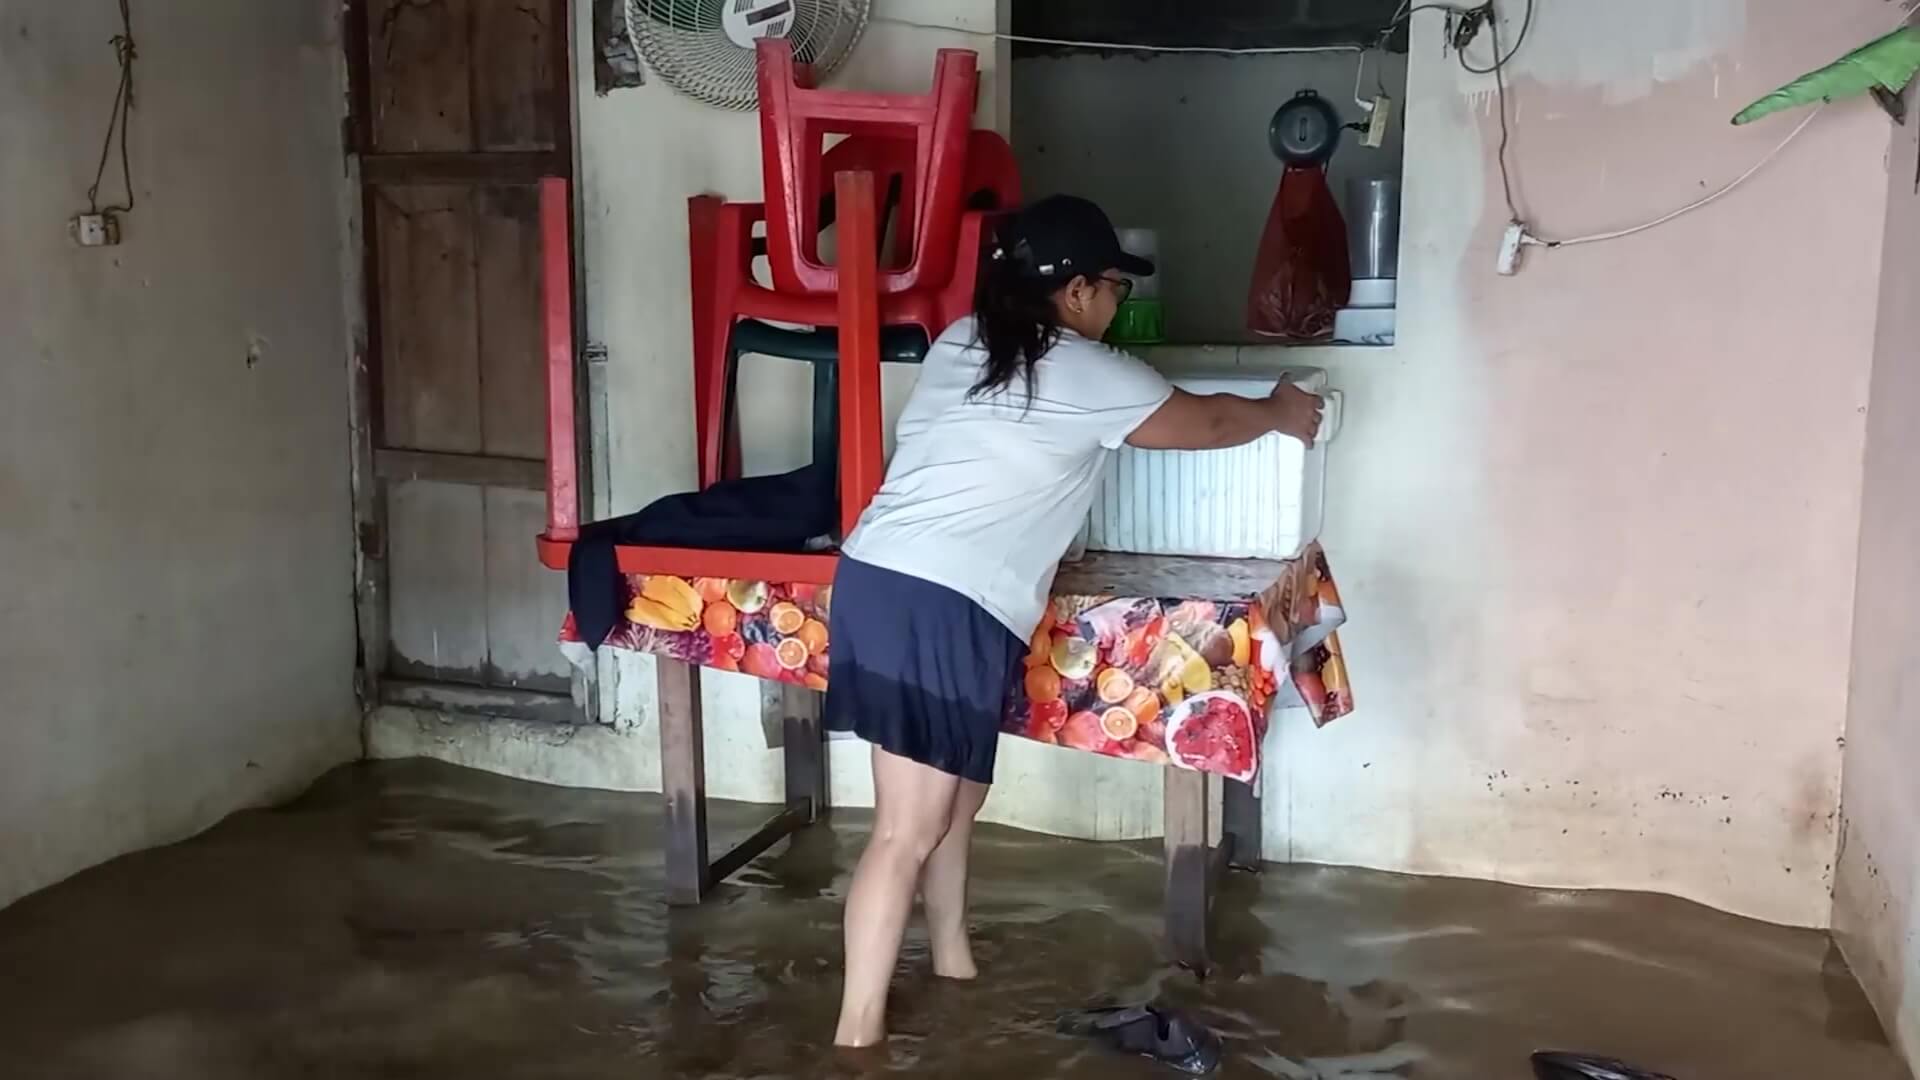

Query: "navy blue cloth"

xmin=567 ymin=464 xmax=835 ymax=650
xmin=824 ymin=558 xmax=1026 ymax=785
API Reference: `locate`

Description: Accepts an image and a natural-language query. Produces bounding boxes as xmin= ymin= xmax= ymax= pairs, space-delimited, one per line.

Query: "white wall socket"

xmin=70 ymin=212 xmax=120 ymax=248
xmin=1496 ymin=221 xmax=1527 ymax=276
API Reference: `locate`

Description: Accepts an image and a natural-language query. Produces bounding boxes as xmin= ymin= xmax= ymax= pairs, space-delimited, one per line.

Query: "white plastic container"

xmin=1080 ymin=369 xmax=1339 ymax=561
xmin=1332 ymin=306 xmax=1395 ymax=345
xmin=1115 ymin=228 xmax=1161 ymax=299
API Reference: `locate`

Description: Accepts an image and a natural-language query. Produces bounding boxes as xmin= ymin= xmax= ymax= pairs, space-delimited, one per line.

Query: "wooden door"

xmin=346 ymin=0 xmax=580 ymax=721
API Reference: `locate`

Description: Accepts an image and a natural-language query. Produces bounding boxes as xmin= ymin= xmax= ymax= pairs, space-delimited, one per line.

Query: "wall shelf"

xmin=1136 ymin=341 xmax=1394 ymax=372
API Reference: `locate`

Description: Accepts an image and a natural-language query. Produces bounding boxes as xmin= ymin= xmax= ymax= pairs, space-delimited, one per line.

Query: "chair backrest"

xmin=757 ymin=39 xmax=978 ymax=297
xmin=821 ymin=135 xmax=917 ymax=271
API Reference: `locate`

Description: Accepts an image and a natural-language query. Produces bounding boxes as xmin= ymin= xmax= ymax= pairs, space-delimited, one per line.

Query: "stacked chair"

xmin=539 ymin=40 xmax=1020 ymax=582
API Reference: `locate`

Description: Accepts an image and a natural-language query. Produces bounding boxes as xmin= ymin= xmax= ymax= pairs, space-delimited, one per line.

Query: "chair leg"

xmin=688 ymin=196 xmax=725 ymax=489
xmin=811 ymin=360 xmax=839 ymax=501
xmin=833 ymin=171 xmax=885 ymax=540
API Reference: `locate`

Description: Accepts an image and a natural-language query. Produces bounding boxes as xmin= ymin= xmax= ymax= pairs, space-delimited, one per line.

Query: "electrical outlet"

xmin=1497 ymin=222 xmax=1528 ymax=275
xmin=1452 ymin=8 xmax=1492 ymax=51
xmin=69 ymin=212 xmax=120 ymax=248
xmin=1363 ymin=95 xmax=1395 ymax=148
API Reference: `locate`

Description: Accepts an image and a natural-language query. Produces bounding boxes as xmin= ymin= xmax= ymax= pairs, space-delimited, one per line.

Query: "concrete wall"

xmin=1833 ymin=97 xmax=1920 ymax=1061
xmin=383 ymin=0 xmax=1910 ymax=932
xmin=1262 ymin=0 xmax=1891 ymax=929
xmin=0 ymin=2 xmax=359 ymax=907
xmin=1012 ymin=51 xmax=1408 ymax=343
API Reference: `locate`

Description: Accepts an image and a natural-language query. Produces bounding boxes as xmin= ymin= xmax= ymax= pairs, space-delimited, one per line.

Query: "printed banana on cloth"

xmin=560 ymin=576 xmax=834 ymax=688
xmin=557 ymin=545 xmax=1352 ymax=782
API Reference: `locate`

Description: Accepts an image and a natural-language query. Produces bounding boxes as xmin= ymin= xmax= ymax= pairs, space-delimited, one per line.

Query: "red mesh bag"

xmin=1246 ymin=165 xmax=1351 ymax=340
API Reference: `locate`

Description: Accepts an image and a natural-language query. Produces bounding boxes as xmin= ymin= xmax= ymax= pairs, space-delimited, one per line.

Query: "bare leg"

xmin=834 ymin=746 xmax=961 ymax=1048
xmin=920 ymin=779 xmax=988 ymax=979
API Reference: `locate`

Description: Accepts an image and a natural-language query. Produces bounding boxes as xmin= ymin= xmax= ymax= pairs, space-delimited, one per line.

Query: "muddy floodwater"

xmin=0 ymin=760 xmax=1907 ymax=1079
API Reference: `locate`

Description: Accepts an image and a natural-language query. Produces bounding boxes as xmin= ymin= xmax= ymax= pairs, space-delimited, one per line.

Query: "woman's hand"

xmin=1128 ymin=381 xmax=1326 ymax=452
xmin=1266 ymin=382 xmax=1324 ymax=448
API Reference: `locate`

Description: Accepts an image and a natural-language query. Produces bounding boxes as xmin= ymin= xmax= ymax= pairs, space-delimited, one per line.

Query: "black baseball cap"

xmin=994 ymin=195 xmax=1155 ymax=282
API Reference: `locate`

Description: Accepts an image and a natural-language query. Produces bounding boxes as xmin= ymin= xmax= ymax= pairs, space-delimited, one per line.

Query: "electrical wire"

xmin=1457 ymin=0 xmax=1532 ymax=74
xmin=1380 ymin=1 xmax=1486 ymax=46
xmin=878 ymin=4 xmax=1486 ymax=57
xmin=1529 ymin=106 xmax=1824 ymax=248
xmin=882 ymin=0 xmax=1809 ymax=257
xmin=1482 ymin=0 xmax=1524 ymax=222
xmin=870 ymin=15 xmax=1364 ymax=57
xmin=86 ymin=0 xmax=137 ymax=216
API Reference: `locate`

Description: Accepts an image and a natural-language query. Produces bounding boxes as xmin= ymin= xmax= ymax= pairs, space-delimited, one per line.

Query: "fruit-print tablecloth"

xmin=557 ymin=544 xmax=1352 ymax=782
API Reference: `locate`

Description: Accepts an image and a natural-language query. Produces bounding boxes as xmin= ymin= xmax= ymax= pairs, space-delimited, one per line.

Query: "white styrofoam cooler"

xmin=1079 ymin=369 xmax=1340 ymax=561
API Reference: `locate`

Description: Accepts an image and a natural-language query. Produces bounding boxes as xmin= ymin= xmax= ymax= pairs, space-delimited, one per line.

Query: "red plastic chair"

xmin=756 ymin=38 xmax=979 ymax=297
xmin=690 ymin=205 xmax=997 ymax=489
xmin=536 ymin=172 xmax=892 ymax=584
xmin=688 ymin=131 xmax=1020 ymax=489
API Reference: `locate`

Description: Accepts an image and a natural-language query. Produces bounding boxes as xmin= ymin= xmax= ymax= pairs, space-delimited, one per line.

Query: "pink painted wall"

xmin=1268 ymin=0 xmax=1896 ymax=928
xmin=1835 ymin=95 xmax=1920 ymax=1063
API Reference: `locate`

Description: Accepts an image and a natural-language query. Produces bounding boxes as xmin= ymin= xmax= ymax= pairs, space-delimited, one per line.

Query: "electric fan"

xmin=625 ymin=0 xmax=872 ymax=111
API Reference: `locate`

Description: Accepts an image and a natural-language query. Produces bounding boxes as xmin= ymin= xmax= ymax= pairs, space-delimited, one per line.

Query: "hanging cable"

xmin=1457 ymin=0 xmax=1533 ymax=75
xmin=86 ymin=0 xmax=138 ymax=216
xmin=1529 ymin=107 xmax=1823 ymax=249
xmin=878 ymin=4 xmax=1489 ymax=56
xmin=869 ymin=16 xmax=1365 ymax=57
xmin=1480 ymin=0 xmax=1526 ymax=222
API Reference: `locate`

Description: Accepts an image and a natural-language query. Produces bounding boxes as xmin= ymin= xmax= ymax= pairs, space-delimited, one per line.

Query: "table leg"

xmin=1223 ymin=777 xmax=1262 ymax=871
xmin=772 ymin=683 xmax=827 ymax=822
xmin=1164 ymin=766 xmax=1212 ymax=972
xmin=658 ymin=657 xmax=709 ymax=905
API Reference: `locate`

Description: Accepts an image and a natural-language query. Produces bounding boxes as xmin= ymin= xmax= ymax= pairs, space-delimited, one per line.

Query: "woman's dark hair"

xmin=969 ymin=249 xmax=1066 ymax=400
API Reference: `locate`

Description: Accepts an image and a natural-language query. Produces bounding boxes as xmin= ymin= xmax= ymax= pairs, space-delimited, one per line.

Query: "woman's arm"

xmin=1126 ymin=383 xmax=1323 ymax=451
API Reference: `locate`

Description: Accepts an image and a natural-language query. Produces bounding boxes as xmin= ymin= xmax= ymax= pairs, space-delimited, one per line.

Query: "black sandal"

xmin=1057 ymin=1004 xmax=1222 ymax=1076
xmin=1532 ymin=1050 xmax=1678 ymax=1080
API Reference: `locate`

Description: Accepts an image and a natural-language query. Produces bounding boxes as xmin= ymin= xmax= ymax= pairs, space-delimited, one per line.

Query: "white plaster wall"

xmin=1261 ymin=0 xmax=1892 ymax=928
xmin=0 ymin=2 xmax=359 ymax=907
xmin=1834 ymin=99 xmax=1920 ymax=1061
xmin=525 ymin=0 xmax=1901 ymax=927
xmin=1094 ymin=2 xmax=1901 ymax=924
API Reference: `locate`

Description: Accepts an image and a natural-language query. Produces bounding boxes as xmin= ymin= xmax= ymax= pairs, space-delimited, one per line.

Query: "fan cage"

xmin=625 ymin=0 xmax=873 ymax=111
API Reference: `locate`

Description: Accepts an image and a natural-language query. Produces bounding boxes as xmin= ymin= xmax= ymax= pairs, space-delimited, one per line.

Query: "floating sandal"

xmin=1057 ymin=1004 xmax=1222 ymax=1076
xmin=1532 ymin=1050 xmax=1678 ymax=1080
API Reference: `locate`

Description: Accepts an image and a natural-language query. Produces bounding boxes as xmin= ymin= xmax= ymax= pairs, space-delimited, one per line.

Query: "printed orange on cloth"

xmin=556 ymin=543 xmax=1352 ymax=782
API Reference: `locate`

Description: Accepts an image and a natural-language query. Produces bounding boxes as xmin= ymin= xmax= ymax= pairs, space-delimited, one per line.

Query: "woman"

xmin=825 ymin=195 xmax=1324 ymax=1047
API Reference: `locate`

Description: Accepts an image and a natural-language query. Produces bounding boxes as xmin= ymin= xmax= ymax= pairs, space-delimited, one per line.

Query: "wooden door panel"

xmin=473 ymin=1 xmax=561 ymax=151
xmin=387 ymin=477 xmax=490 ymax=684
xmin=368 ymin=0 xmax=474 ymax=153
xmin=375 ymin=185 xmax=483 ymax=455
xmin=475 ymin=184 xmax=549 ymax=460
xmin=484 ymin=487 xmax=572 ymax=690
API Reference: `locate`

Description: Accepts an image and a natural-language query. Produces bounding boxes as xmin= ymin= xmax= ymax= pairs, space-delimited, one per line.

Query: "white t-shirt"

xmin=842 ymin=317 xmax=1173 ymax=638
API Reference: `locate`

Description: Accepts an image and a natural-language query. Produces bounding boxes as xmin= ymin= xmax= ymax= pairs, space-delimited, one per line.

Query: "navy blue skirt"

xmin=824 ymin=558 xmax=1026 ymax=785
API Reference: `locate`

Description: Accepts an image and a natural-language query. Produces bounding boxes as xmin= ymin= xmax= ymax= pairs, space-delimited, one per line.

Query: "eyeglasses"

xmin=1099 ymin=276 xmax=1135 ymax=304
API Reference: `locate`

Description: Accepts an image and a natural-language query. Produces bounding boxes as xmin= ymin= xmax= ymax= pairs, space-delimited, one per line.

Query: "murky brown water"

xmin=0 ymin=759 xmax=1907 ymax=1079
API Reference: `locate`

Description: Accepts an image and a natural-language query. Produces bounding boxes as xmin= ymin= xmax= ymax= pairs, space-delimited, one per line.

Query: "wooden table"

xmin=638 ymin=549 xmax=1354 ymax=973
xmin=652 ymin=662 xmax=1249 ymax=972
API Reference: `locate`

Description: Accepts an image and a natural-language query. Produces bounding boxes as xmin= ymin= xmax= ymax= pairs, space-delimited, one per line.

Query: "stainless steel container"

xmin=1346 ymin=177 xmax=1401 ymax=280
